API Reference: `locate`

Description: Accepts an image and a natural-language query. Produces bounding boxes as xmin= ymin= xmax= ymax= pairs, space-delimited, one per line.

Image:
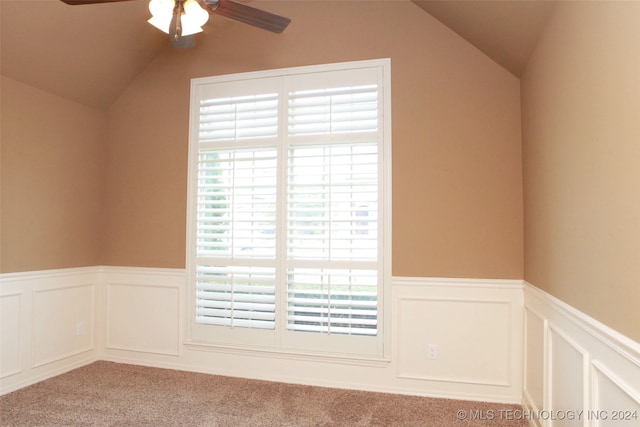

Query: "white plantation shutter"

xmin=196 ymin=148 xmax=277 ymax=259
xmin=287 ymin=268 xmax=377 ymax=335
xmin=195 ymin=146 xmax=278 ymax=331
xmin=287 ymin=143 xmax=378 ymax=261
xmin=196 ymin=265 xmax=276 ymax=329
xmin=188 ymin=60 xmax=390 ymax=356
xmin=288 ymin=85 xmax=378 ymax=136
xmin=286 ymin=143 xmax=379 ymax=335
xmin=199 ymin=93 xmax=278 ymax=142
xmin=284 ymin=71 xmax=381 ymax=341
xmin=192 ymin=79 xmax=280 ymax=340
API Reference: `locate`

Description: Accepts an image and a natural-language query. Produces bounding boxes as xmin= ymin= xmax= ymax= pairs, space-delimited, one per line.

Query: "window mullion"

xmin=276 ymin=76 xmax=289 ymax=347
xmin=327 ymin=145 xmax=332 ymax=261
xmin=230 ymin=151 xmax=236 ymax=259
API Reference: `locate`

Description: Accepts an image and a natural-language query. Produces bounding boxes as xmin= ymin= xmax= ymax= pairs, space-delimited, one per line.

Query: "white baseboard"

xmin=523 ymin=282 xmax=640 ymax=427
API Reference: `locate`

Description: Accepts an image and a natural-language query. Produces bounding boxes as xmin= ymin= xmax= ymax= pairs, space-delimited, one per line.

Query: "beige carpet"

xmin=1 ymin=361 xmax=528 ymax=426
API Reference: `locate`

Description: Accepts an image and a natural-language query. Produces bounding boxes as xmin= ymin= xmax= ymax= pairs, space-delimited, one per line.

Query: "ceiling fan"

xmin=60 ymin=0 xmax=291 ymax=48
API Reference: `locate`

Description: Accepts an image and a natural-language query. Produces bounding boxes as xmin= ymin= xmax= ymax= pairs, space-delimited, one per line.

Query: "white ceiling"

xmin=0 ymin=0 xmax=557 ymax=110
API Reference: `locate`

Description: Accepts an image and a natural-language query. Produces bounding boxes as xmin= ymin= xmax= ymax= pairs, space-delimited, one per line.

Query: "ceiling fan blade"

xmin=203 ymin=0 xmax=291 ymax=34
xmin=60 ymin=0 xmax=135 ymax=4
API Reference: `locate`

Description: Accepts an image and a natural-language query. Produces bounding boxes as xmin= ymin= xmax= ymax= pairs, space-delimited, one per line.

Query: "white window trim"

xmin=185 ymin=59 xmax=392 ymax=361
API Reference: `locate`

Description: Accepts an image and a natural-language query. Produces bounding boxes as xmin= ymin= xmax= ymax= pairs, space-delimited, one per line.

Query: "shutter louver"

xmin=287 ymin=143 xmax=378 ymax=261
xmin=199 ymin=94 xmax=278 ymax=142
xmin=287 ymin=268 xmax=377 ymax=335
xmin=196 ymin=148 xmax=277 ymax=259
xmin=196 ymin=265 xmax=276 ymax=329
xmin=288 ymin=85 xmax=378 ymax=136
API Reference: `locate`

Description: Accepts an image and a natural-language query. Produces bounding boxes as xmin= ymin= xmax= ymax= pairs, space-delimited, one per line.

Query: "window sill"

xmin=184 ymin=340 xmax=391 ymax=368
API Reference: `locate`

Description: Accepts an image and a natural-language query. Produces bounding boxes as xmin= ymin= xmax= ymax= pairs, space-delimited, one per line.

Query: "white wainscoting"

xmin=393 ymin=277 xmax=523 ymax=402
xmin=98 ymin=271 xmax=524 ymax=403
xmin=1 ymin=267 xmax=525 ymax=402
xmin=0 ymin=293 xmax=22 ymax=378
xmin=4 ymin=267 xmax=639 ymax=414
xmin=103 ymin=267 xmax=183 ymax=357
xmin=523 ymin=283 xmax=640 ymax=427
xmin=0 ymin=268 xmax=99 ymax=395
xmin=27 ymin=266 xmax=640 ymax=410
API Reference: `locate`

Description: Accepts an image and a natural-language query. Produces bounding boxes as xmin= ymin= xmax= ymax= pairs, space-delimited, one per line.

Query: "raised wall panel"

xmin=106 ymin=283 xmax=180 ymax=356
xmin=0 ymin=293 xmax=22 ymax=377
xmin=548 ymin=327 xmax=586 ymax=425
xmin=592 ymin=362 xmax=640 ymax=427
xmin=390 ymin=278 xmax=523 ymax=403
xmin=397 ymin=297 xmax=512 ymax=386
xmin=524 ymin=307 xmax=545 ymax=412
xmin=32 ymin=284 xmax=95 ymax=367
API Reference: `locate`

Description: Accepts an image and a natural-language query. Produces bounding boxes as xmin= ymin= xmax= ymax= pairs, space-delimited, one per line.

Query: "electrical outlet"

xmin=76 ymin=321 xmax=84 ymax=336
xmin=428 ymin=344 xmax=438 ymax=360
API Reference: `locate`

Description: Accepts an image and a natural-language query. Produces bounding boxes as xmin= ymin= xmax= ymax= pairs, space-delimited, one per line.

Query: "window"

xmin=187 ymin=59 xmax=391 ymax=358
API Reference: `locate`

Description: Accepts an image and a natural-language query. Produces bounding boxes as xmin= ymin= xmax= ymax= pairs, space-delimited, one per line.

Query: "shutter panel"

xmin=199 ymin=93 xmax=278 ymax=142
xmin=288 ymin=85 xmax=378 ymax=136
xmin=285 ymin=81 xmax=380 ymax=337
xmin=196 ymin=265 xmax=276 ymax=329
xmin=287 ymin=268 xmax=377 ymax=336
xmin=287 ymin=143 xmax=378 ymax=261
xmin=196 ymin=147 xmax=277 ymax=259
xmin=195 ymin=88 xmax=279 ymax=332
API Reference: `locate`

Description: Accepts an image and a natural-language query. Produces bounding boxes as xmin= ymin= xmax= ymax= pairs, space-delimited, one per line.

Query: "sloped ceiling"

xmin=1 ymin=0 xmax=556 ymax=111
xmin=412 ymin=0 xmax=557 ymax=77
xmin=0 ymin=0 xmax=166 ymax=110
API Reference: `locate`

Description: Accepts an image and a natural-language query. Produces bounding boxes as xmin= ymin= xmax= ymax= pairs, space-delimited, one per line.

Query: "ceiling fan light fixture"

xmin=181 ymin=0 xmax=209 ymax=35
xmin=148 ymin=0 xmax=174 ymax=34
xmin=147 ymin=0 xmax=209 ymax=36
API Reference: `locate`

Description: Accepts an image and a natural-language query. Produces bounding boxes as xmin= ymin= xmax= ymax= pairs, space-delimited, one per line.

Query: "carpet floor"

xmin=1 ymin=361 xmax=528 ymax=426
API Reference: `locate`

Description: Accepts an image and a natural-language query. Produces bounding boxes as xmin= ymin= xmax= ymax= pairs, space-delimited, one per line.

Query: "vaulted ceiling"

xmin=412 ymin=1 xmax=557 ymax=77
xmin=1 ymin=0 xmax=166 ymax=110
xmin=0 ymin=0 xmax=557 ymax=111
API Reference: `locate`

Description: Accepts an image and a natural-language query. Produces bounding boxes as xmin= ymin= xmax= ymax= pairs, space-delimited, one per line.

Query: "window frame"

xmin=186 ymin=59 xmax=392 ymax=360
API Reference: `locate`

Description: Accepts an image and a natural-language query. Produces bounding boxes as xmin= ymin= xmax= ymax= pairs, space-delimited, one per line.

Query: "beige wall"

xmin=522 ymin=1 xmax=640 ymax=341
xmin=101 ymin=1 xmax=524 ymax=278
xmin=1 ymin=2 xmax=523 ymax=279
xmin=0 ymin=76 xmax=107 ymax=273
